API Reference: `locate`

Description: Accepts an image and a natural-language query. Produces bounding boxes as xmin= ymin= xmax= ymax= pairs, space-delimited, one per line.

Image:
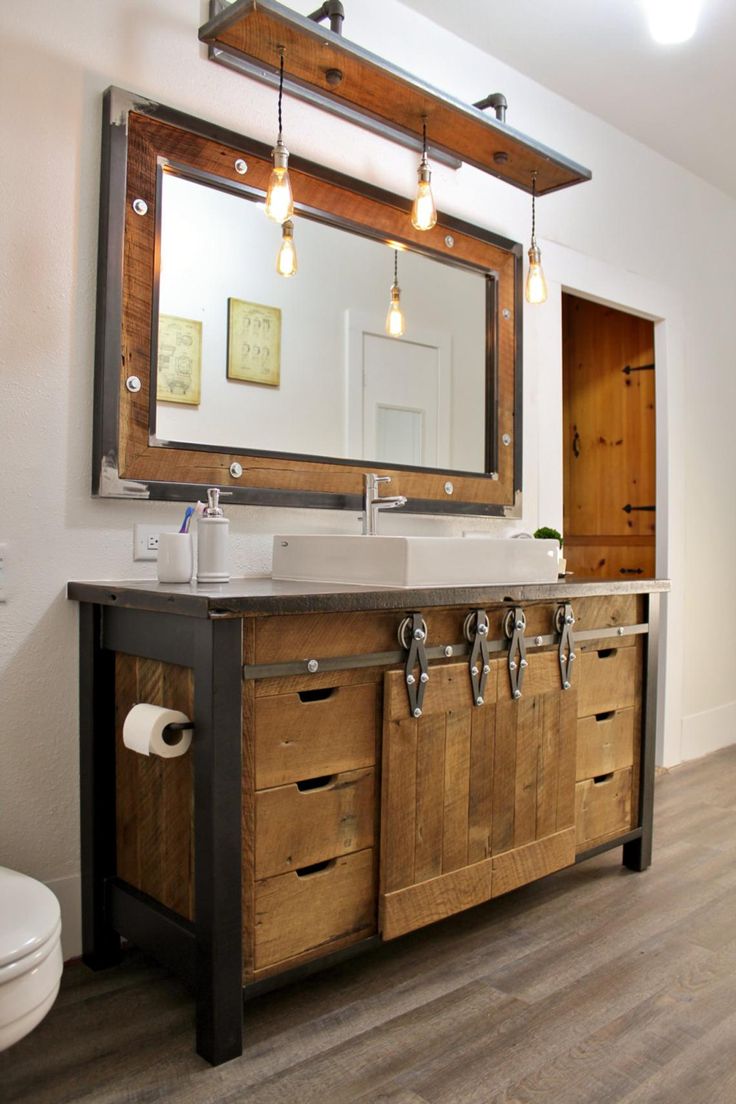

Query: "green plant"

xmin=533 ymin=526 xmax=563 ymax=547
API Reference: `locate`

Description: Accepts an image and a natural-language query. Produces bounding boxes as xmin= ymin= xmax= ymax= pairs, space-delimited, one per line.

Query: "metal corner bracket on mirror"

xmin=92 ymin=87 xmax=523 ymax=516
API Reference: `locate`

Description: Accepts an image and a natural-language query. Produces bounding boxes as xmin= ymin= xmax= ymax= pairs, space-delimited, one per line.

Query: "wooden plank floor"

xmin=3 ymin=746 xmax=736 ymax=1103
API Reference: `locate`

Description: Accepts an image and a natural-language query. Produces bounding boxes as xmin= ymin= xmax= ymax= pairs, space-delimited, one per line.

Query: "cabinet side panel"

xmin=115 ymin=653 xmax=194 ymax=919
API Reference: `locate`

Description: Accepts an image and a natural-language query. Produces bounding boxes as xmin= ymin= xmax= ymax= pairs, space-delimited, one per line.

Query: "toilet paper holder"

xmin=162 ymin=720 xmax=194 ymax=746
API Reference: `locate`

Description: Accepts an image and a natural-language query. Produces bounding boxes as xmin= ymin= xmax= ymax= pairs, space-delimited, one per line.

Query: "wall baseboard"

xmin=46 ymin=874 xmax=82 ymax=961
xmin=681 ymin=700 xmax=736 ymax=763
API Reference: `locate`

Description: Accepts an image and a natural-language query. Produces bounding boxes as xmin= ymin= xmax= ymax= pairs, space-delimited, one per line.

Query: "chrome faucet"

xmin=362 ymin=474 xmax=407 ymax=535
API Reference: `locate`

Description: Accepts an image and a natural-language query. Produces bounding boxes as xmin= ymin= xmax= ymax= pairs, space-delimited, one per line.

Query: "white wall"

xmin=1 ymin=0 xmax=734 ymax=958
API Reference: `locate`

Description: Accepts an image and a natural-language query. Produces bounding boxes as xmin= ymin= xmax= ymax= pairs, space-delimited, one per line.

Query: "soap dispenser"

xmin=196 ymin=488 xmax=230 ymax=583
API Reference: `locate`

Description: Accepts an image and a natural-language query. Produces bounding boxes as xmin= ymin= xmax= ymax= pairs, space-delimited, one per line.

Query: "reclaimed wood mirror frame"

xmin=93 ymin=87 xmax=523 ymax=515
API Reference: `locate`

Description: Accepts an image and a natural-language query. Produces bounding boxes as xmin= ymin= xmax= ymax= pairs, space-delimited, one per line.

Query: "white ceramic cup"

xmin=157 ymin=532 xmax=193 ymax=583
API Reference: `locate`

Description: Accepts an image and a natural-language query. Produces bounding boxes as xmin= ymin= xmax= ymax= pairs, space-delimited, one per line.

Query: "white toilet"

xmin=0 ymin=866 xmax=63 ymax=1050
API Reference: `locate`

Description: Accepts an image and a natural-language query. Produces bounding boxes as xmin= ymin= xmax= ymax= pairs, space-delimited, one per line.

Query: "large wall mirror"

xmin=94 ymin=87 xmax=523 ymax=515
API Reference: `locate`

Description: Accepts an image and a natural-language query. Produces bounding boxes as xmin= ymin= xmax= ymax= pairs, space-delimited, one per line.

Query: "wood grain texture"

xmin=9 ymin=749 xmax=732 ymax=1104
xmin=115 ymin=653 xmax=194 ymax=920
xmin=254 ymin=681 xmax=379 ymax=788
xmin=577 ymin=646 xmax=638 ymax=718
xmin=563 ymin=294 xmax=656 ymax=539
xmin=203 ymin=5 xmax=589 ymax=194
xmin=492 ymin=827 xmax=575 ymax=898
xmin=381 ymin=858 xmax=494 ymax=941
xmin=575 ymin=767 xmax=634 ymax=850
xmin=254 ymin=768 xmax=376 ymax=880
xmin=576 ymin=708 xmax=635 ymax=782
xmin=254 ymin=848 xmax=376 ymax=971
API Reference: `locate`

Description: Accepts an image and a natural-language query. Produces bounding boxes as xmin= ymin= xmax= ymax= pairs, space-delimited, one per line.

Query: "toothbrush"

xmin=179 ymin=506 xmax=194 ymax=534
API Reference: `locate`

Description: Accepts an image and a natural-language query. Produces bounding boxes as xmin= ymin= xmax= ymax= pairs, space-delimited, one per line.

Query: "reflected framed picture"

xmin=227 ymin=298 xmax=281 ymax=387
xmin=156 ymin=314 xmax=202 ymax=405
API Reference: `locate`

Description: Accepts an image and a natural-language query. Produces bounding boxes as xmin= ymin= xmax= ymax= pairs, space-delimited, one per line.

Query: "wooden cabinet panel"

xmin=253 ymin=848 xmax=375 ymax=973
xmin=575 ymin=767 xmax=634 ymax=850
xmin=576 ymin=709 xmax=635 ymax=782
xmin=492 ymin=676 xmax=577 ymax=854
xmin=577 ymin=647 xmax=637 ymax=718
xmin=254 ymin=682 xmax=379 ymax=788
xmin=255 ymin=768 xmax=376 ymax=879
xmin=492 ymin=828 xmax=575 ymax=898
xmin=115 ymin=653 xmax=194 ymax=920
xmin=380 ymin=652 xmax=577 ymax=940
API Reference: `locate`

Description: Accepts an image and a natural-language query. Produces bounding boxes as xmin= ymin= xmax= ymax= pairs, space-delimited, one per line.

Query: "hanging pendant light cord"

xmin=422 ymin=120 xmax=427 ymax=159
xmin=531 ymin=171 xmax=537 ymax=246
xmin=394 ymin=248 xmax=398 ymax=286
xmin=278 ymin=51 xmax=285 ymax=140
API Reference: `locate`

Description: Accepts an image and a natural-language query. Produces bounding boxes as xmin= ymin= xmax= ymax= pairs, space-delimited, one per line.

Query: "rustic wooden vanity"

xmin=69 ymin=576 xmax=666 ymax=1065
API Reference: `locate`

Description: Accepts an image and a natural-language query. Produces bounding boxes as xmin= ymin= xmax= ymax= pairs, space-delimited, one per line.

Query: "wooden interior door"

xmin=379 ymin=653 xmax=577 ymax=940
xmin=563 ymin=294 xmax=655 ymax=578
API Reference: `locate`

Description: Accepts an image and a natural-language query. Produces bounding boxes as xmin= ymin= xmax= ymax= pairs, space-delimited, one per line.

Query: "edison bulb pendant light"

xmin=385 ymin=249 xmax=405 ymax=338
xmin=276 ymin=219 xmax=298 ymax=277
xmin=411 ymin=121 xmax=437 ymax=231
xmin=525 ymin=171 xmax=548 ymax=304
xmin=525 ymin=245 xmax=548 ymax=304
xmin=265 ymin=52 xmax=294 ymax=224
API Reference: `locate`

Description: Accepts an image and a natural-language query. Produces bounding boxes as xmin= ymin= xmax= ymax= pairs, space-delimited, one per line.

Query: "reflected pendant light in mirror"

xmin=525 ymin=171 xmax=548 ymax=304
xmin=276 ymin=218 xmax=298 ymax=277
xmin=265 ymin=52 xmax=295 ymax=223
xmin=411 ymin=120 xmax=437 ymax=231
xmin=385 ymin=249 xmax=405 ymax=337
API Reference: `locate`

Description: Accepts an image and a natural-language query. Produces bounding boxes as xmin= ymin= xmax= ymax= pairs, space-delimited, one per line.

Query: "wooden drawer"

xmin=254 ymin=682 xmax=379 ymax=788
xmin=255 ymin=768 xmax=376 ymax=879
xmin=576 ymin=708 xmax=635 ymax=782
xmin=577 ymin=646 xmax=637 ymax=718
xmin=254 ymin=848 xmax=375 ymax=972
xmin=575 ymin=767 xmax=634 ymax=850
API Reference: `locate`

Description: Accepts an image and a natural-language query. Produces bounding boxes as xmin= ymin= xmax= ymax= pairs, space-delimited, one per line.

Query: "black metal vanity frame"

xmin=74 ymin=579 xmax=663 ymax=1067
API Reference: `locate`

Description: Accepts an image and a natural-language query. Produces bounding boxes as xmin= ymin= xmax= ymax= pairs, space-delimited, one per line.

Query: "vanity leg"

xmin=193 ymin=618 xmax=243 ymax=1066
xmin=624 ymin=593 xmax=659 ymax=873
xmin=79 ymin=603 xmax=122 ymax=969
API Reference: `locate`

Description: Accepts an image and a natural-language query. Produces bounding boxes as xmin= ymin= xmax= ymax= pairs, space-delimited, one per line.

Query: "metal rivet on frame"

xmin=502 ymin=308 xmax=511 ymax=320
xmin=502 ymin=433 xmax=511 ymax=447
xmin=306 ymin=659 xmax=319 ymax=673
xmin=444 ymin=481 xmax=454 ymax=495
xmin=234 ymin=159 xmax=248 ymax=175
xmin=444 ymin=235 xmax=455 ymax=248
xmin=229 ymin=462 xmax=243 ymax=478
xmin=125 ymin=376 xmax=142 ymax=393
xmin=132 ymin=198 xmax=148 ymax=216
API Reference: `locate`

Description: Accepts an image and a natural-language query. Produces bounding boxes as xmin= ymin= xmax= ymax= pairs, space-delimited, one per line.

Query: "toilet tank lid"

xmin=0 ymin=867 xmax=61 ymax=967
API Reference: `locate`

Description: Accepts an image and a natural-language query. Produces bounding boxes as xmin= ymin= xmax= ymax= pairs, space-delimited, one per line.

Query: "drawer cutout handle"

xmin=595 ymin=710 xmax=616 ymax=723
xmin=593 ymin=772 xmax=615 ymax=785
xmin=296 ymin=775 xmax=336 ymax=792
xmin=596 ymin=648 xmax=618 ymax=660
xmin=295 ymin=859 xmax=336 ymax=878
xmin=298 ymin=687 xmax=336 ymax=703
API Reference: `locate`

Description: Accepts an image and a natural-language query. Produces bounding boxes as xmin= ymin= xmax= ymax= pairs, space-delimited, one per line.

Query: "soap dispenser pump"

xmin=196 ymin=488 xmax=230 ymax=583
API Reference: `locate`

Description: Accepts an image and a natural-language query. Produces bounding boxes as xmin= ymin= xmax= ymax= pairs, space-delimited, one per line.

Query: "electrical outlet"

xmin=0 ymin=543 xmax=6 ymax=602
xmin=133 ymin=524 xmax=179 ymax=561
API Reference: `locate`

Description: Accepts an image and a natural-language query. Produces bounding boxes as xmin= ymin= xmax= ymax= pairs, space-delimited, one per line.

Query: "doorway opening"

xmin=562 ymin=293 xmax=656 ymax=578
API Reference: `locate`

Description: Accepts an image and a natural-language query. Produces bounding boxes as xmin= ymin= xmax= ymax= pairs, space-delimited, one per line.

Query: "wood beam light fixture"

xmin=199 ymin=0 xmax=592 ymax=197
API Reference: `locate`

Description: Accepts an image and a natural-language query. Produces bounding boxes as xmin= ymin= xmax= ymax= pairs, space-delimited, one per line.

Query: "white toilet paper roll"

xmin=122 ymin=703 xmax=192 ymax=758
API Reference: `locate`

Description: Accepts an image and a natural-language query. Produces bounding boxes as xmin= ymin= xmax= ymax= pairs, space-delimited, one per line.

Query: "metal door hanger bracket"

xmin=555 ymin=602 xmax=576 ymax=690
xmin=398 ymin=613 xmax=429 ymax=718
xmin=504 ymin=607 xmax=527 ymax=700
xmin=464 ymin=609 xmax=491 ymax=706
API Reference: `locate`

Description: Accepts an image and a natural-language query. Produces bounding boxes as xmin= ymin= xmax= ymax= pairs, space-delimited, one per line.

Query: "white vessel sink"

xmin=271 ymin=535 xmax=560 ymax=588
